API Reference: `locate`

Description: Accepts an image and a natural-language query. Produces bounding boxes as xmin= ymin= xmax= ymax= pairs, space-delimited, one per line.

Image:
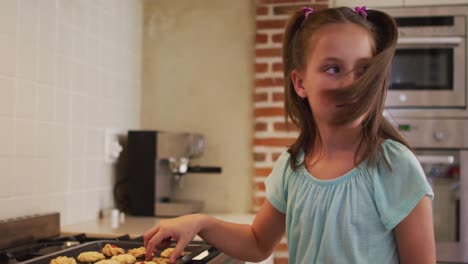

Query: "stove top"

xmin=0 ymin=233 xmax=134 ymax=264
xmin=0 ymin=234 xmax=220 ymax=264
xmin=0 ymin=213 xmax=222 ymax=264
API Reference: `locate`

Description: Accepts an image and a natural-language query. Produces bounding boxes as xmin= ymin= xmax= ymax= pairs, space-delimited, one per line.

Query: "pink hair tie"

xmin=302 ymin=7 xmax=314 ymax=19
xmin=354 ymin=6 xmax=368 ymax=18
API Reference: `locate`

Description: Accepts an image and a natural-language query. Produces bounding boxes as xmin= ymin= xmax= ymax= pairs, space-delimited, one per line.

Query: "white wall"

xmin=0 ymin=0 xmax=142 ymax=225
xmin=141 ymin=0 xmax=255 ymax=213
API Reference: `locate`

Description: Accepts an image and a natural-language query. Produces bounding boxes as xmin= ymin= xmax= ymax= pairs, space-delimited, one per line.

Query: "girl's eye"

xmin=355 ymin=65 xmax=368 ymax=77
xmin=324 ymin=66 xmax=340 ymax=75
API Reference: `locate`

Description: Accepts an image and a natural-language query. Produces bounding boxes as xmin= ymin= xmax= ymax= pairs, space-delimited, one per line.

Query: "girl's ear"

xmin=291 ymin=69 xmax=307 ymax=99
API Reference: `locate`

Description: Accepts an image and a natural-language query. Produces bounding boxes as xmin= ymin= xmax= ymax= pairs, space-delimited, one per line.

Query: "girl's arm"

xmin=143 ymin=200 xmax=285 ymax=262
xmin=394 ymin=196 xmax=436 ymax=264
xmin=199 ymin=200 xmax=285 ymax=261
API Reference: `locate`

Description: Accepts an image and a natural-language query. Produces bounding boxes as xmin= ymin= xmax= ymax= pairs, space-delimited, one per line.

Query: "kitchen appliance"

xmin=379 ymin=5 xmax=468 ymax=263
xmin=0 ymin=213 xmax=232 ymax=264
xmin=121 ymin=131 xmax=222 ymax=217
xmin=382 ymin=5 xmax=468 ymax=118
xmin=382 ymin=118 xmax=468 ymax=263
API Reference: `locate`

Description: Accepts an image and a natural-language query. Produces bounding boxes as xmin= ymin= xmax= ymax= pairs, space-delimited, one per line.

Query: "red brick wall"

xmin=253 ymin=0 xmax=329 ymax=263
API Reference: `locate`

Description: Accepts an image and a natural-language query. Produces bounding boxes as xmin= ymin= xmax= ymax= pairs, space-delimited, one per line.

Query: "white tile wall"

xmin=0 ymin=78 xmax=15 ymax=117
xmin=0 ymin=118 xmax=15 ymax=156
xmin=0 ymin=0 xmax=142 ymax=225
xmin=0 ymin=35 xmax=16 ymax=77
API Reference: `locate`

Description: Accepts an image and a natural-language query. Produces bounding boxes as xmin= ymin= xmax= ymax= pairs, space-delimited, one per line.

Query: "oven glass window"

xmin=417 ymin=150 xmax=461 ymax=243
xmin=390 ymin=48 xmax=453 ymax=90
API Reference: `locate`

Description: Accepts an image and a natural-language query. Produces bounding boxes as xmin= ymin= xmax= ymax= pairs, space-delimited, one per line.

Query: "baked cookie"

xmin=95 ymin=260 xmax=120 ymax=264
xmin=50 ymin=256 xmax=77 ymax=264
xmin=135 ymin=262 xmax=157 ymax=264
xmin=127 ymin=247 xmax=146 ymax=258
xmin=150 ymin=258 xmax=170 ymax=264
xmin=102 ymin=244 xmax=125 ymax=257
xmin=111 ymin=254 xmax=137 ymax=264
xmin=77 ymin=252 xmax=105 ymax=263
xmin=159 ymin=248 xmax=187 ymax=258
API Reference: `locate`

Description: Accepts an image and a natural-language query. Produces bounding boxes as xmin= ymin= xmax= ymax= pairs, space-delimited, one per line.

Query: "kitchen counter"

xmin=61 ymin=213 xmax=256 ymax=239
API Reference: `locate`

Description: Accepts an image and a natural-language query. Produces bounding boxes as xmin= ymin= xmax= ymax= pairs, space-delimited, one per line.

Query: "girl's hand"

xmin=143 ymin=214 xmax=204 ymax=262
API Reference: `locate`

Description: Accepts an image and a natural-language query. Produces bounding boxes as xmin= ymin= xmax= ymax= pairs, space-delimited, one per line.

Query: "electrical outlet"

xmin=104 ymin=128 xmax=125 ymax=164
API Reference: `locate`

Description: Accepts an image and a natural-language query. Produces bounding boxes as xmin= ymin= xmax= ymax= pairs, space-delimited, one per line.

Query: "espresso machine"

xmin=125 ymin=130 xmax=222 ymax=217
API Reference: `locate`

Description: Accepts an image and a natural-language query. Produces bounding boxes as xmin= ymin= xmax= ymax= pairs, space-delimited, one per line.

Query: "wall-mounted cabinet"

xmin=334 ymin=0 xmax=403 ymax=7
xmin=334 ymin=0 xmax=468 ymax=7
xmin=405 ymin=0 xmax=468 ymax=6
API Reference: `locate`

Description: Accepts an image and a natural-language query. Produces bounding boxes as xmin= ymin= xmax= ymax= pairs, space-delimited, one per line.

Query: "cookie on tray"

xmin=159 ymin=248 xmax=187 ymax=258
xmin=49 ymin=256 xmax=77 ymax=264
xmin=102 ymin=244 xmax=125 ymax=257
xmin=127 ymin=247 xmax=146 ymax=258
xmin=111 ymin=254 xmax=137 ymax=264
xmin=77 ymin=251 xmax=105 ymax=263
xmin=135 ymin=262 xmax=157 ymax=264
xmin=150 ymin=258 xmax=170 ymax=264
xmin=95 ymin=260 xmax=120 ymax=264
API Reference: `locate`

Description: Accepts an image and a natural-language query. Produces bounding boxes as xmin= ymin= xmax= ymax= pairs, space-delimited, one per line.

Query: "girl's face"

xmin=292 ymin=23 xmax=374 ymax=126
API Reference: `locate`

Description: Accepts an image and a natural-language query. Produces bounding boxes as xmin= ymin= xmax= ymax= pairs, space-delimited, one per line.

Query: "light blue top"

xmin=265 ymin=139 xmax=434 ymax=264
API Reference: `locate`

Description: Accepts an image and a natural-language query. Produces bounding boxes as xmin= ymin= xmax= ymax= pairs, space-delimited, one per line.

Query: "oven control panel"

xmin=392 ymin=118 xmax=468 ymax=149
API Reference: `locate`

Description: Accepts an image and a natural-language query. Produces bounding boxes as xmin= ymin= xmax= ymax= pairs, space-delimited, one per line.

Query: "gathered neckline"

xmin=297 ymin=139 xmax=394 ymax=186
xmin=299 ymin=158 xmax=367 ymax=185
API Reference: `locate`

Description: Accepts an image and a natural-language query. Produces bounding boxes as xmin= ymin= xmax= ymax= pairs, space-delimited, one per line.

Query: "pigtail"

xmin=283 ymin=11 xmax=316 ymax=170
xmin=364 ymin=9 xmax=413 ymax=167
xmin=368 ymin=10 xmax=412 ymax=148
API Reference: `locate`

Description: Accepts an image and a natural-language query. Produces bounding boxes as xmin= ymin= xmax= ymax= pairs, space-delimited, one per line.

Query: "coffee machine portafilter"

xmin=126 ymin=131 xmax=222 ymax=217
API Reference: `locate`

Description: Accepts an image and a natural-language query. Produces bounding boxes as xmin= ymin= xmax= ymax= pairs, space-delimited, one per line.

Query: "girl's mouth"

xmin=336 ymin=100 xmax=356 ymax=108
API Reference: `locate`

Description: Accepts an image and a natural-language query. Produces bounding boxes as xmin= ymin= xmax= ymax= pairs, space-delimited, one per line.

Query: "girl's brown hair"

xmin=283 ymin=7 xmax=410 ymax=170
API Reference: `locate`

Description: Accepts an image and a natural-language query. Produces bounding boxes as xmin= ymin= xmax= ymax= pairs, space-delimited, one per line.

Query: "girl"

xmin=143 ymin=6 xmax=435 ymax=263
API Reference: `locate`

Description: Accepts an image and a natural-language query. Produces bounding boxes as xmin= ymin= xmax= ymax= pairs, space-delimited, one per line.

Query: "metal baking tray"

xmin=20 ymin=240 xmax=212 ymax=264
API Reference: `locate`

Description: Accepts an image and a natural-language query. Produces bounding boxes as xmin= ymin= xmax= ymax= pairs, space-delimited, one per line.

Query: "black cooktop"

xmin=0 ymin=234 xmax=220 ymax=264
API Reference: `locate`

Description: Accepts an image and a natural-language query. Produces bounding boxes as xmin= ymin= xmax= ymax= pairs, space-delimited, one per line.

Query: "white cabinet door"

xmin=334 ymin=0 xmax=404 ymax=7
xmin=405 ymin=0 xmax=468 ymax=6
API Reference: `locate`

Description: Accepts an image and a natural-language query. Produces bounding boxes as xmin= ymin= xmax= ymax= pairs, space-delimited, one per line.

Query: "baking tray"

xmin=20 ymin=240 xmax=212 ymax=264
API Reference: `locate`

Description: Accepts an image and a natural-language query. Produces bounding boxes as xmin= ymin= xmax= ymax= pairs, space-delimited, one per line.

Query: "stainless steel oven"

xmin=384 ymin=117 xmax=468 ymax=263
xmin=387 ymin=10 xmax=466 ymax=109
xmin=382 ymin=5 xmax=468 ymax=119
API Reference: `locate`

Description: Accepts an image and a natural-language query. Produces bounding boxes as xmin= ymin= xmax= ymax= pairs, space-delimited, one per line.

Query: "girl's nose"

xmin=341 ymin=71 xmax=356 ymax=88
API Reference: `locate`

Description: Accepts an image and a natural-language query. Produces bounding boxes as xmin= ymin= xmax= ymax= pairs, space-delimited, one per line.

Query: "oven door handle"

xmin=397 ymin=37 xmax=463 ymax=45
xmin=416 ymin=155 xmax=455 ymax=165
